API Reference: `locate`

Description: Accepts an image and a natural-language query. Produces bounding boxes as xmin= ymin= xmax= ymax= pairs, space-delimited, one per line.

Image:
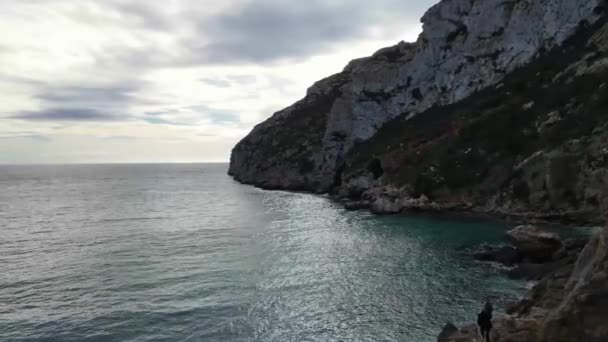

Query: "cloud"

xmin=184 ymin=0 xmax=430 ymax=64
xmin=26 ymin=134 xmax=52 ymax=142
xmin=36 ymin=84 xmax=140 ymax=107
xmin=143 ymin=117 xmax=189 ymax=126
xmin=191 ymin=3 xmax=362 ymax=64
xmin=0 ymin=0 xmax=433 ymax=163
xmin=207 ymin=110 xmax=240 ymax=125
xmin=109 ymin=2 xmax=175 ymax=31
xmin=186 ymin=105 xmax=242 ymax=125
xmin=58 ymin=0 xmax=430 ymax=67
xmin=100 ymin=135 xmax=138 ymax=140
xmin=13 ymin=108 xmax=126 ymax=122
xmin=1 ymin=79 xmax=145 ymax=122
xmin=0 ymin=132 xmax=51 ymax=142
xmin=12 ymin=88 xmax=136 ymax=121
xmin=145 ymin=110 xmax=172 ymax=116
xmin=226 ymin=74 xmax=257 ymax=84
xmin=200 ymin=78 xmax=232 ymax=88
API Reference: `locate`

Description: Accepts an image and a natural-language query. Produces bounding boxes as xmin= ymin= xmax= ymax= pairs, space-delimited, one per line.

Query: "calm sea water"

xmin=0 ymin=164 xmax=526 ymax=342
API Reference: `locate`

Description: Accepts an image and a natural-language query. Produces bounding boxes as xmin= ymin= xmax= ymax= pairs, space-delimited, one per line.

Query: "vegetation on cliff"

xmin=339 ymin=19 xmax=608 ymax=225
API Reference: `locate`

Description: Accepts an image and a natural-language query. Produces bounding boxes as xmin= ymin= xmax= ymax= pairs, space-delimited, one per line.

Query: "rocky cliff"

xmin=337 ymin=16 xmax=608 ymax=225
xmin=230 ymin=0 xmax=608 ymax=224
xmin=439 ymin=225 xmax=608 ymax=342
xmin=230 ymin=0 xmax=604 ymax=193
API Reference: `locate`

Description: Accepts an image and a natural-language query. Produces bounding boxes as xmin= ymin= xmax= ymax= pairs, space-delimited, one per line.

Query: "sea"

xmin=0 ymin=163 xmax=527 ymax=342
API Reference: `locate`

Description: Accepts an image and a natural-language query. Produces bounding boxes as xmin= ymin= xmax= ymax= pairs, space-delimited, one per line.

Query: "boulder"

xmin=538 ymin=227 xmax=608 ymax=342
xmin=506 ymin=225 xmax=562 ymax=262
xmin=551 ymin=237 xmax=589 ymax=261
xmin=343 ymin=200 xmax=369 ymax=211
xmin=370 ymin=197 xmax=402 ymax=214
xmin=437 ymin=323 xmax=458 ymax=342
xmin=400 ymin=194 xmax=432 ymax=210
xmin=341 ymin=175 xmax=374 ymax=199
xmin=473 ymin=244 xmax=521 ymax=266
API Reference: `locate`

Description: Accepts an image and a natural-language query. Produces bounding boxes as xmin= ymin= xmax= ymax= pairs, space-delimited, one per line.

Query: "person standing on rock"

xmin=477 ymin=300 xmax=493 ymax=342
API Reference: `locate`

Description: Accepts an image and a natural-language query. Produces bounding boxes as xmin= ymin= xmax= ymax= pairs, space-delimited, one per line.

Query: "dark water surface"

xmin=0 ymin=164 xmax=526 ymax=342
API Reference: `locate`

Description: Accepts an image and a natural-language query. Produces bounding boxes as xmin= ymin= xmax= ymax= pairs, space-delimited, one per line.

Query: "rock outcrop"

xmin=438 ymin=323 xmax=459 ymax=342
xmin=439 ymin=226 xmax=608 ymax=342
xmin=473 ymin=244 xmax=521 ymax=266
xmin=506 ymin=225 xmax=562 ymax=262
xmin=472 ymin=226 xmax=589 ymax=282
xmin=230 ymin=0 xmax=604 ymax=195
xmin=538 ymin=226 xmax=608 ymax=341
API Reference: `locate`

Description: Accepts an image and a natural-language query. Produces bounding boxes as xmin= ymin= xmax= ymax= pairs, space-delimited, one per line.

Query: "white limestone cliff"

xmin=229 ymin=0 xmax=604 ymax=192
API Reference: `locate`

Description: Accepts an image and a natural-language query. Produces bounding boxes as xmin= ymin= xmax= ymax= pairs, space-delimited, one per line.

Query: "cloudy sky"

xmin=0 ymin=0 xmax=435 ymax=164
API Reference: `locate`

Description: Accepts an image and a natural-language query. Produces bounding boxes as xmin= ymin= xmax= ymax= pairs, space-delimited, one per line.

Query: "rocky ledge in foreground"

xmin=439 ymin=224 xmax=608 ymax=342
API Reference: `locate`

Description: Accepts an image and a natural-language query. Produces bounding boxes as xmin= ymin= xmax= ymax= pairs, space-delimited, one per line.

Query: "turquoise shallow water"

xmin=0 ymin=164 xmax=526 ymax=342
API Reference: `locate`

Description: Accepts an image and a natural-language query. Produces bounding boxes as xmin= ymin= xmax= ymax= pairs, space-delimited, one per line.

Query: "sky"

xmin=0 ymin=0 xmax=435 ymax=164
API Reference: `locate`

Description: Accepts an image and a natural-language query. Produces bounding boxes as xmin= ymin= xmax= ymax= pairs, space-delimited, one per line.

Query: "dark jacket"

xmin=477 ymin=310 xmax=492 ymax=329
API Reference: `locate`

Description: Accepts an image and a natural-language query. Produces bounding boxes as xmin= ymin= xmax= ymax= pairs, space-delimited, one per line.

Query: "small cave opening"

xmin=367 ymin=158 xmax=384 ymax=180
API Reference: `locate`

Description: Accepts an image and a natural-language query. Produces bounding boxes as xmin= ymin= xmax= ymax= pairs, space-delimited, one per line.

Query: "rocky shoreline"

xmin=335 ymin=193 xmax=604 ymax=341
xmin=334 ymin=184 xmax=601 ymax=227
xmin=438 ymin=223 xmax=607 ymax=342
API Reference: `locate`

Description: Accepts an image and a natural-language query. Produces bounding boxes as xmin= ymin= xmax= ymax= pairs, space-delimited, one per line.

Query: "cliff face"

xmin=337 ymin=18 xmax=608 ymax=224
xmin=230 ymin=0 xmax=604 ymax=194
xmin=229 ymin=72 xmax=350 ymax=191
